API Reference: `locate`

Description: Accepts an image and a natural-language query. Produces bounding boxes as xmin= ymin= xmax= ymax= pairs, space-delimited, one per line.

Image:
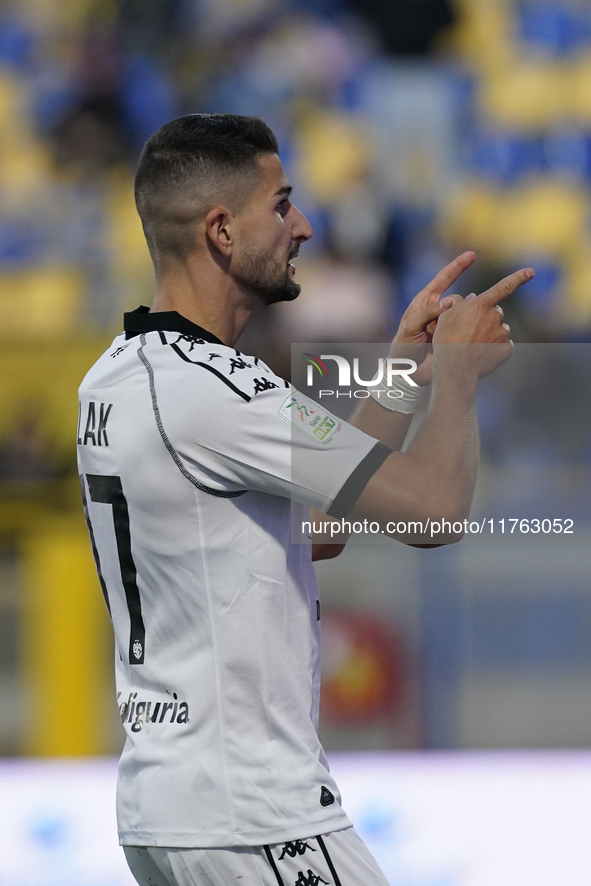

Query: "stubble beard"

xmin=233 ymin=245 xmax=301 ymax=306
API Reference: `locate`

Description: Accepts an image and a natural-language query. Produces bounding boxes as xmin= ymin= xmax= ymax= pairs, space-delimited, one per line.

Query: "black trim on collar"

xmin=123 ymin=306 xmax=224 ymax=345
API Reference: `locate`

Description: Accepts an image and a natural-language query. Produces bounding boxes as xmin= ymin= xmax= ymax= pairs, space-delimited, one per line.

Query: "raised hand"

xmin=391 ymin=251 xmax=475 ymax=386
xmin=394 ymin=250 xmax=476 ymax=346
xmin=433 ymin=267 xmax=535 ymax=377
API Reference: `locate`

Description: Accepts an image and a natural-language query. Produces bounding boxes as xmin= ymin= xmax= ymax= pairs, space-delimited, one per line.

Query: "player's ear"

xmin=205 ymin=205 xmax=234 ymax=257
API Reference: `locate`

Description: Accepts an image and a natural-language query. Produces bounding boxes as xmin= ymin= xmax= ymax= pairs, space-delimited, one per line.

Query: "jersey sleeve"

xmin=154 ymin=342 xmax=391 ymax=516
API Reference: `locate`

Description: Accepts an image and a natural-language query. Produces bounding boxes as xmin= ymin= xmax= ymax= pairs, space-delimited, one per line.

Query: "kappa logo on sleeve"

xmin=279 ymin=393 xmax=341 ymax=444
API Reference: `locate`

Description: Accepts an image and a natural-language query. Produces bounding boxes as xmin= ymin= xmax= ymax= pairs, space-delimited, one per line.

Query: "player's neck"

xmin=150 ymin=260 xmax=258 ymax=347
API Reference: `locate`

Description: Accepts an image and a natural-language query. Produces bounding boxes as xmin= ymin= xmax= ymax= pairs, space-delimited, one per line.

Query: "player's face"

xmin=232 ymin=153 xmax=313 ymax=305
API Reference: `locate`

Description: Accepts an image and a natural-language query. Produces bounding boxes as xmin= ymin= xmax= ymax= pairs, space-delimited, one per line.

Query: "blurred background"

xmin=1 ymin=0 xmax=591 ymax=882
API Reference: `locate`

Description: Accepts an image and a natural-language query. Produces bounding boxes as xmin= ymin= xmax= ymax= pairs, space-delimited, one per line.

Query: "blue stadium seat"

xmin=517 ymin=1 xmax=583 ymax=56
xmin=0 ymin=14 xmax=34 ymax=72
xmin=512 ymin=259 xmax=561 ymax=314
xmin=120 ymin=55 xmax=179 ymax=152
xmin=541 ymin=128 xmax=591 ymax=180
xmin=470 ymin=129 xmax=543 ymax=184
xmin=0 ymin=217 xmax=47 ymax=266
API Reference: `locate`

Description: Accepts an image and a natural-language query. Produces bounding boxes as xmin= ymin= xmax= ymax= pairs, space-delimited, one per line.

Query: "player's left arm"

xmin=311 ymin=252 xmax=475 ymax=560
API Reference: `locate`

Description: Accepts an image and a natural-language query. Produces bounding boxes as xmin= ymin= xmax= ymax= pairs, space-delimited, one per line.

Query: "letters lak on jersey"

xmin=78 ymin=400 xmax=113 ymax=447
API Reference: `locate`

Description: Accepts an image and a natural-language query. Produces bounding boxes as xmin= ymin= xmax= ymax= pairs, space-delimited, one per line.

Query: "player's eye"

xmin=276 ymin=199 xmax=290 ymax=216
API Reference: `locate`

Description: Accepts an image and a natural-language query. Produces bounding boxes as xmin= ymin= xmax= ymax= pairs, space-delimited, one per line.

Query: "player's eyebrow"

xmin=273 ymin=185 xmax=292 ymax=197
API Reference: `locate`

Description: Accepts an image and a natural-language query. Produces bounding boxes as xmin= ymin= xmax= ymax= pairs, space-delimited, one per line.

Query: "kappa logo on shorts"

xmin=279 ymin=840 xmax=316 ymax=859
xmin=279 ymin=394 xmax=341 ymax=444
xmin=294 ymin=871 xmax=329 ymax=886
xmin=320 ymin=786 xmax=335 ymax=807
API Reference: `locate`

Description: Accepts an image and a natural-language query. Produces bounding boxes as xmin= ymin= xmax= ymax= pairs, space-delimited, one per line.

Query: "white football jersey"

xmin=77 ymin=307 xmax=391 ymax=848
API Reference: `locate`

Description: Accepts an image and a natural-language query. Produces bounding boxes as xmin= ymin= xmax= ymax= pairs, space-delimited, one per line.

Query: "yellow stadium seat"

xmin=0 ymin=267 xmax=84 ymax=338
xmin=0 ymin=138 xmax=54 ymax=205
xmin=0 ymin=72 xmax=55 ymax=203
xmin=0 ymin=337 xmax=110 ymax=457
xmin=447 ymin=0 xmax=516 ymax=71
xmin=0 ymin=71 xmax=27 ymax=130
xmin=441 ymin=180 xmax=589 ymax=262
xmin=20 ymin=0 xmax=109 ymax=30
xmin=567 ymin=54 xmax=591 ymax=125
xmin=563 ymin=248 xmax=591 ymax=325
xmin=499 ymin=181 xmax=588 ymax=256
xmin=440 ymin=181 xmax=501 ymax=256
xmin=296 ymin=108 xmax=372 ymax=203
xmin=105 ymin=172 xmax=152 ymax=282
xmin=479 ymin=62 xmax=569 ymax=130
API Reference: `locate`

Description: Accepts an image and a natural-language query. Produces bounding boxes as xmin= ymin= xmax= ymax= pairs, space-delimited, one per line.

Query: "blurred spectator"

xmin=346 ymin=0 xmax=455 ymax=56
xmin=0 ymin=410 xmax=57 ymax=482
xmin=51 ymin=96 xmax=130 ymax=171
xmin=275 ymin=247 xmax=394 ymax=343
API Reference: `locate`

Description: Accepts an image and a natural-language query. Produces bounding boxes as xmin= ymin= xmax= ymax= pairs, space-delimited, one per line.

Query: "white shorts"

xmin=123 ymin=826 xmax=389 ymax=886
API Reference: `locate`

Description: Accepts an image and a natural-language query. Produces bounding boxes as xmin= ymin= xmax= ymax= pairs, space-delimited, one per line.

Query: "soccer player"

xmin=77 ymin=114 xmax=532 ymax=886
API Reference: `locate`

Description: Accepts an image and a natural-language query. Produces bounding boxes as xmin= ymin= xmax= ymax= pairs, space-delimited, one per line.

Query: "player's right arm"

xmin=151 ymin=271 xmax=528 ymax=549
xmin=347 ymin=268 xmax=533 ymax=543
xmin=311 ymin=252 xmax=477 ymax=557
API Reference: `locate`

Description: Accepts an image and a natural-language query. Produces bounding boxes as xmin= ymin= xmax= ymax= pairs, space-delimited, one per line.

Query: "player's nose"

xmin=292 ymin=205 xmax=313 ymax=242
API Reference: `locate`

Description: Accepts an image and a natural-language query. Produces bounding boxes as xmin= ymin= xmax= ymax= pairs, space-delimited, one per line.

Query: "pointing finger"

xmin=478 ymin=268 xmax=535 ymax=305
xmin=421 ymin=251 xmax=476 ymax=300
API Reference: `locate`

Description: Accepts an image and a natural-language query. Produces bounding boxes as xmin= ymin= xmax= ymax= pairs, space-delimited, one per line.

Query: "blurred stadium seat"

xmin=296 ymin=108 xmax=372 ymax=202
xmin=0 ymin=267 xmax=84 ymax=337
xmin=479 ymin=62 xmax=568 ymax=130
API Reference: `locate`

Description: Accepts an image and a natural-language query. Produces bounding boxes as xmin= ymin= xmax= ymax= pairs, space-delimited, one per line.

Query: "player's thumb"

xmin=416 ymin=294 xmax=459 ymax=331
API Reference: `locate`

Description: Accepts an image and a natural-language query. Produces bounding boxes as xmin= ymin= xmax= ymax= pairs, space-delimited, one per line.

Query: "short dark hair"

xmin=135 ymin=114 xmax=279 ymax=269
